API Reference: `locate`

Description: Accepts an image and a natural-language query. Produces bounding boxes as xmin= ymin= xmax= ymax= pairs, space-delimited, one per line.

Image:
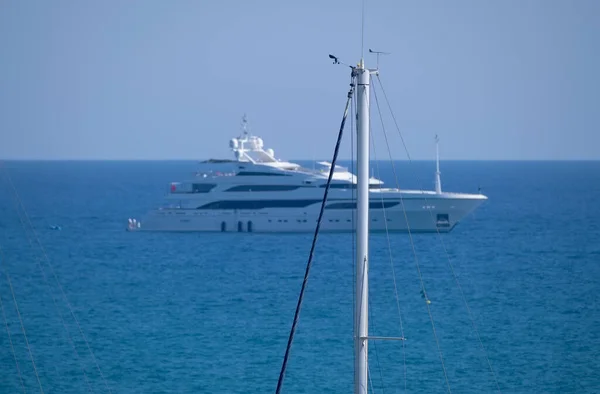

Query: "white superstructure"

xmin=127 ymin=116 xmax=486 ymax=233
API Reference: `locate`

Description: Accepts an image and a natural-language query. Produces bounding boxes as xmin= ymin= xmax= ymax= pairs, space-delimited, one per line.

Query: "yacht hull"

xmin=127 ymin=196 xmax=485 ymax=233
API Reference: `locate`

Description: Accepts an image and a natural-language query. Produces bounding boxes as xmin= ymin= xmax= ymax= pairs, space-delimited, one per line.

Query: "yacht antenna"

xmin=368 ymin=49 xmax=390 ymax=69
xmin=241 ymin=114 xmax=249 ymax=136
xmin=435 ymin=134 xmax=442 ymax=194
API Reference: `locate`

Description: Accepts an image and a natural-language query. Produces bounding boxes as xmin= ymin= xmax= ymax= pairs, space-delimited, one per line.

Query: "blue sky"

xmin=1 ymin=0 xmax=598 ymax=160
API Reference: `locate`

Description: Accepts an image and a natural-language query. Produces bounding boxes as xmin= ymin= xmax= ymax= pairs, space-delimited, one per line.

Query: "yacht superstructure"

xmin=127 ymin=117 xmax=486 ymax=233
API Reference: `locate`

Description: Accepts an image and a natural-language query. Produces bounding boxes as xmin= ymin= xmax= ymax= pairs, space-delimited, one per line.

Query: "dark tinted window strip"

xmin=197 ymin=200 xmax=322 ymax=210
xmin=187 ymin=184 xmax=217 ymax=193
xmin=326 ymin=201 xmax=400 ymax=209
xmin=236 ymin=171 xmax=290 ymax=176
xmin=319 ymin=183 xmax=382 ymax=189
xmin=201 ymin=159 xmax=236 ymax=163
xmin=225 ymin=185 xmax=303 ymax=192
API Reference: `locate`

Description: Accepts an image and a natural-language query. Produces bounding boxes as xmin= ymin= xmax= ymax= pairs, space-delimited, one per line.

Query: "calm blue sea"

xmin=0 ymin=160 xmax=599 ymax=393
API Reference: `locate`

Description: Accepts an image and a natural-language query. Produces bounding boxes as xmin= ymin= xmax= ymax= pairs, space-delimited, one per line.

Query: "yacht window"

xmin=319 ymin=183 xmax=383 ymax=189
xmin=236 ymin=171 xmax=290 ymax=176
xmin=191 ymin=183 xmax=217 ymax=193
xmin=225 ymin=185 xmax=301 ymax=192
xmin=197 ymin=200 xmax=321 ymax=210
xmin=326 ymin=201 xmax=400 ymax=209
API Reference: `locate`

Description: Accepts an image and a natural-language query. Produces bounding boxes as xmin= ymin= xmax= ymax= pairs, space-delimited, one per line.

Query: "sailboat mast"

xmin=355 ymin=59 xmax=370 ymax=394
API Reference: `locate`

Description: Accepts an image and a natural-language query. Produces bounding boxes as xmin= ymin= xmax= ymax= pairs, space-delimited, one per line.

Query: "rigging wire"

xmin=0 ymin=260 xmax=26 ymax=394
xmin=4 ymin=172 xmax=94 ymax=393
xmin=374 ymin=76 xmax=502 ymax=392
xmin=371 ymin=81 xmax=453 ymax=393
xmin=351 ymin=87 xmax=356 ymax=358
xmin=0 ymin=246 xmax=44 ymax=394
xmin=369 ymin=106 xmax=408 ymax=392
xmin=373 ymin=75 xmax=412 ymax=161
xmin=2 ymin=165 xmax=112 ymax=393
xmin=275 ymin=78 xmax=356 ymax=394
xmin=368 ymin=363 xmax=376 ymax=393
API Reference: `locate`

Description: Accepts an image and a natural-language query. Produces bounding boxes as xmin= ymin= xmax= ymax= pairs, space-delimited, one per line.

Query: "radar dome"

xmin=266 ymin=148 xmax=275 ymax=157
xmin=256 ymin=138 xmax=264 ymax=149
xmin=229 ymin=138 xmax=238 ymax=149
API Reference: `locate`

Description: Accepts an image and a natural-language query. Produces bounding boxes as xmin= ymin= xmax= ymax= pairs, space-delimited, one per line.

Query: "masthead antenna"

xmin=361 ymin=0 xmax=366 ymax=60
xmin=368 ymin=48 xmax=390 ymax=69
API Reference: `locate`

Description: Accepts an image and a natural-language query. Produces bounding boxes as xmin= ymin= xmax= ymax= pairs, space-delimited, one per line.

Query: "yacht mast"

xmin=355 ymin=58 xmax=370 ymax=394
xmin=435 ymin=134 xmax=442 ymax=194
